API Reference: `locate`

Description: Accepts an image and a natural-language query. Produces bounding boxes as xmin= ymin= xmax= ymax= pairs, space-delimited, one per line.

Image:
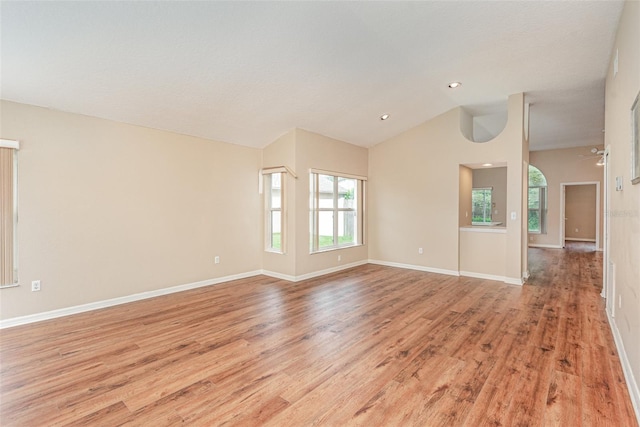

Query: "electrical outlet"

xmin=575 ymin=228 xmax=579 ymax=233
xmin=214 ymin=256 xmax=220 ymax=264
xmin=338 ymin=255 xmax=341 ymax=261
xmin=418 ymin=248 xmax=423 ymax=254
xmin=31 ymin=280 xmax=41 ymax=292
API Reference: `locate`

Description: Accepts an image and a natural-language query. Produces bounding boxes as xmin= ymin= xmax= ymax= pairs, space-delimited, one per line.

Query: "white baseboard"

xmin=606 ymin=311 xmax=640 ymax=422
xmin=0 ymin=270 xmax=263 ymax=329
xmin=459 ymin=271 xmax=524 ymax=286
xmin=262 ymin=260 xmax=369 ymax=283
xmin=368 ymin=259 xmax=459 ymax=277
xmin=528 ymin=244 xmax=563 ymax=249
xmin=261 ymin=270 xmax=297 ymax=282
xmin=294 ymin=260 xmax=369 ymax=281
xmin=0 ymin=259 xmax=524 ymax=330
xmin=565 ymin=238 xmax=596 ymax=242
xmin=1 ymin=261 xmax=379 ymax=328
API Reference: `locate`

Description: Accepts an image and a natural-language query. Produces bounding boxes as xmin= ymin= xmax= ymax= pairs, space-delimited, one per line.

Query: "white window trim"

xmin=265 ymin=172 xmax=286 ymax=254
xmin=310 ymin=171 xmax=365 ymax=253
xmin=472 ymin=187 xmax=493 ymax=224
xmin=309 ymin=168 xmax=367 ymax=182
xmin=259 ymin=166 xmax=296 ymax=195
xmin=0 ymin=139 xmax=20 ymax=149
xmin=528 ymin=185 xmax=547 ymax=234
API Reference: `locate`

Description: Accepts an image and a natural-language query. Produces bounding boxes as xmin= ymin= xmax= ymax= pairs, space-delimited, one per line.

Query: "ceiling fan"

xmin=578 ymin=147 xmax=605 ymax=165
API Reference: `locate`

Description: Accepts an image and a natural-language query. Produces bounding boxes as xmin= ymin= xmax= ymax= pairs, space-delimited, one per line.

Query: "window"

xmin=265 ymin=171 xmax=285 ymax=253
xmin=310 ymin=171 xmax=365 ymax=253
xmin=472 ymin=188 xmax=492 ymax=223
xmin=1 ymin=139 xmax=19 ymax=288
xmin=528 ymin=165 xmax=547 ymax=233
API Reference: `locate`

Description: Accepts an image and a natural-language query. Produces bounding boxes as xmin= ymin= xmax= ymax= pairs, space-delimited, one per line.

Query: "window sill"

xmin=460 ymin=226 xmax=506 ymax=234
xmin=264 ymin=249 xmax=285 ymax=255
xmin=310 ymin=243 xmax=363 ymax=255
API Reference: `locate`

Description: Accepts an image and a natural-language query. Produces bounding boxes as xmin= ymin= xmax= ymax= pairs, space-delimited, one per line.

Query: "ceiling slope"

xmin=0 ymin=1 xmax=624 ymax=150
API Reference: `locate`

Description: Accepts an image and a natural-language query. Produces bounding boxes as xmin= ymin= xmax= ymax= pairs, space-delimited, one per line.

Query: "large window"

xmin=472 ymin=188 xmax=492 ymax=224
xmin=528 ymin=165 xmax=547 ymax=233
xmin=310 ymin=171 xmax=365 ymax=252
xmin=264 ymin=171 xmax=285 ymax=253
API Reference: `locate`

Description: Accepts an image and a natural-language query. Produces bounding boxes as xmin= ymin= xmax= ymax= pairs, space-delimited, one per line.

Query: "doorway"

xmin=560 ymin=182 xmax=600 ymax=250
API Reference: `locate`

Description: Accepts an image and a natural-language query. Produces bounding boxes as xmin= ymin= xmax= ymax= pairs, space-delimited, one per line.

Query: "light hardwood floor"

xmin=1 ymin=242 xmax=637 ymax=426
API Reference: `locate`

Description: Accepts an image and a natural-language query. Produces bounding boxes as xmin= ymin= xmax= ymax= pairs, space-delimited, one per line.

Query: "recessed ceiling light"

xmin=482 ymin=163 xmax=493 ymax=167
xmin=448 ymin=82 xmax=462 ymax=89
xmin=380 ymin=114 xmax=390 ymax=121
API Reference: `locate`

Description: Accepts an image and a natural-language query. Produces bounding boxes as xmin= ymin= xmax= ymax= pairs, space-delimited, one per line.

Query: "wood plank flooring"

xmin=1 ymin=242 xmax=637 ymax=426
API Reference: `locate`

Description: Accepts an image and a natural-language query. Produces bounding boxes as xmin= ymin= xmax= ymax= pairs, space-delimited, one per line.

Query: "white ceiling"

xmin=1 ymin=1 xmax=624 ymax=151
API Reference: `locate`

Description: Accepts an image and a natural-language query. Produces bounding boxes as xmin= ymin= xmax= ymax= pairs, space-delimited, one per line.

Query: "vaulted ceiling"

xmin=1 ymin=1 xmax=624 ymax=151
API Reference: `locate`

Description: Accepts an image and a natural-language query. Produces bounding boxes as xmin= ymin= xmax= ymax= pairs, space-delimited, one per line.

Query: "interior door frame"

xmin=559 ymin=181 xmax=601 ymax=249
xmin=603 ymin=147 xmax=614 ymax=313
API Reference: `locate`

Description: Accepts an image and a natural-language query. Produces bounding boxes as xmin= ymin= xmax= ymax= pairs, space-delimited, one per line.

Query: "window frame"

xmin=310 ymin=170 xmax=365 ymax=253
xmin=528 ymin=165 xmax=548 ymax=234
xmin=1 ymin=139 xmax=19 ymax=288
xmin=264 ymin=170 xmax=286 ymax=254
xmin=471 ymin=187 xmax=493 ymax=224
xmin=528 ymin=185 xmax=547 ymax=234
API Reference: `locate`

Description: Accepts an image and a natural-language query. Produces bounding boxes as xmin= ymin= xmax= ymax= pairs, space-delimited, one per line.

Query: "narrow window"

xmin=310 ymin=171 xmax=365 ymax=253
xmin=528 ymin=165 xmax=548 ymax=233
xmin=265 ymin=172 xmax=285 ymax=253
xmin=472 ymin=187 xmax=492 ymax=224
xmin=1 ymin=139 xmax=19 ymax=287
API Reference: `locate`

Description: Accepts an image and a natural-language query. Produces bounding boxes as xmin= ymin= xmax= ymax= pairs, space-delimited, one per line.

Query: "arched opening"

xmin=459 ymin=100 xmax=508 ymax=143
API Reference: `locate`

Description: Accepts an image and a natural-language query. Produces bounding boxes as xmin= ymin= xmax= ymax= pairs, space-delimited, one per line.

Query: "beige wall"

xmin=529 ymin=146 xmax=604 ymax=248
xmin=294 ymin=129 xmax=369 ymax=277
xmin=369 ymin=93 xmax=526 ymax=282
xmin=262 ymin=129 xmax=297 ymax=277
xmin=472 ymin=167 xmax=507 ymax=224
xmin=604 ymin=0 xmax=640 ymax=408
xmin=261 ymin=128 xmax=369 ymax=279
xmin=564 ymin=184 xmax=597 ymax=241
xmin=459 ymin=230 xmax=506 ymax=277
xmin=0 ymin=100 xmax=262 ymax=320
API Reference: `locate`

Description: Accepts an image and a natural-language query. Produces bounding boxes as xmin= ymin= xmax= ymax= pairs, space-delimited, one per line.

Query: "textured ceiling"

xmin=0 ymin=1 xmax=624 ymax=150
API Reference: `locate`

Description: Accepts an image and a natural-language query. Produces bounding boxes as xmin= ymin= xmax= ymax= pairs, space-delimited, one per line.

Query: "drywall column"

xmin=505 ymin=93 xmax=526 ymax=283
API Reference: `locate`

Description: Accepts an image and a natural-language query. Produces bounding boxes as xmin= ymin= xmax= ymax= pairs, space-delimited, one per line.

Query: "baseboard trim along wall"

xmin=262 ymin=260 xmax=369 ymax=283
xmin=528 ymin=244 xmax=564 ymax=249
xmin=564 ymin=238 xmax=597 ymax=242
xmin=607 ymin=311 xmax=640 ymax=422
xmin=0 ymin=261 xmax=372 ymax=329
xmin=260 ymin=270 xmax=297 ymax=282
xmin=0 ymin=270 xmax=263 ymax=329
xmin=367 ymin=259 xmax=460 ymax=277
xmin=459 ymin=271 xmax=524 ymax=286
